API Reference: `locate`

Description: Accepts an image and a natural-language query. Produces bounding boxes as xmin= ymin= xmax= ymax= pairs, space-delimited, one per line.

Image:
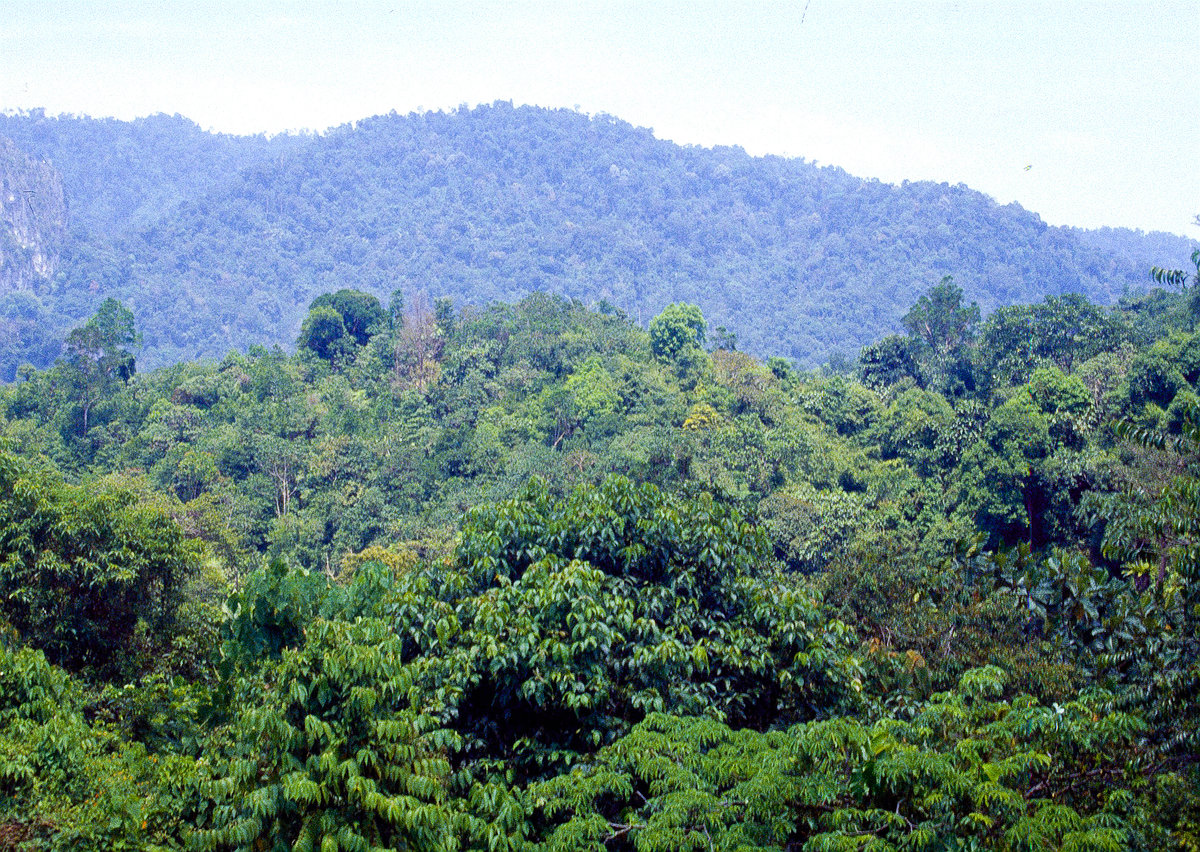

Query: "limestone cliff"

xmin=0 ymin=136 xmax=66 ymax=294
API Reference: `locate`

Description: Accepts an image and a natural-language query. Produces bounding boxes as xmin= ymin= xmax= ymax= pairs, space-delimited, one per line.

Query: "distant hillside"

xmin=0 ymin=112 xmax=300 ymax=378
xmin=0 ymin=104 xmax=1194 ymax=374
xmin=1070 ymin=226 xmax=1197 ymax=277
xmin=0 ymin=110 xmax=299 ymax=237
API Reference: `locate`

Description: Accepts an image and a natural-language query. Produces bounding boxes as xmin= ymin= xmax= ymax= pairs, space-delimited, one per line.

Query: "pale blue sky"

xmin=1 ymin=1 xmax=1196 ymax=235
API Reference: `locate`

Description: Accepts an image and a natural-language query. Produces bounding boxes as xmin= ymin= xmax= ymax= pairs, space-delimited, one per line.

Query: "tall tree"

xmin=902 ymin=277 xmax=980 ymax=357
xmin=62 ymin=298 xmax=140 ymax=434
xmin=902 ymin=277 xmax=980 ymax=394
xmin=394 ymin=291 xmax=444 ymax=392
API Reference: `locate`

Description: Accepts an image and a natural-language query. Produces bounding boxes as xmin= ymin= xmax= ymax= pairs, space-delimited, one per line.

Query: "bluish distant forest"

xmin=1 ymin=104 xmax=1191 ymax=378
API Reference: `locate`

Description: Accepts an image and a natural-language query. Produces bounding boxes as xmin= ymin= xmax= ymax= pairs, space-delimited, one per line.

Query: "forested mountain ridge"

xmin=0 ymin=103 xmax=1194 ymax=378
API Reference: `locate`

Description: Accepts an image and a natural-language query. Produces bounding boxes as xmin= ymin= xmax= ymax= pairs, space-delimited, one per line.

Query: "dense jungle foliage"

xmin=1 ymin=249 xmax=1199 ymax=849
xmin=1 ymin=104 xmax=1194 ymax=380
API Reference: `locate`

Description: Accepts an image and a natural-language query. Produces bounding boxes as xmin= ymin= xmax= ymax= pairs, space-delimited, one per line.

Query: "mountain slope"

xmin=1 ymin=104 xmax=1194 ymax=372
xmin=0 ymin=110 xmax=300 ymax=238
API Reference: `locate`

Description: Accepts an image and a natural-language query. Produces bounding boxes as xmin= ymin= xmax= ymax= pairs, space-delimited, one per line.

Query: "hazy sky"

xmin=2 ymin=1 xmax=1196 ymax=235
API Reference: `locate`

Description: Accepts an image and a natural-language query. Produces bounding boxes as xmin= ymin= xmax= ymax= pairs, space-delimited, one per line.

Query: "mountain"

xmin=0 ymin=103 xmax=1193 ymax=375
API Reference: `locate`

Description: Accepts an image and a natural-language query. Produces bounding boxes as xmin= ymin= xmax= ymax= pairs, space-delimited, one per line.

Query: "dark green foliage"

xmin=297 ymin=290 xmax=388 ymax=367
xmin=859 ymin=334 xmax=922 ymax=391
xmin=0 ymin=450 xmax=199 ymax=679
xmin=438 ymin=476 xmax=859 ymax=776
xmin=902 ymin=277 xmax=980 ymax=357
xmin=977 ymin=293 xmax=1134 ymax=385
xmin=296 ymin=305 xmax=346 ymax=361
xmin=62 ymin=297 xmax=140 ymax=433
xmin=1082 ymin=407 xmax=1200 ymax=679
xmin=1126 ymin=344 xmax=1187 ymax=408
xmin=309 ymin=289 xmax=387 ymax=346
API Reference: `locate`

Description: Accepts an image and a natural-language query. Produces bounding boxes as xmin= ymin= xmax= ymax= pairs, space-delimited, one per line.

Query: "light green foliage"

xmin=901 ymin=278 xmax=980 ymax=395
xmin=859 ymin=334 xmax=922 ymax=393
xmin=798 ymin=375 xmax=882 ymax=438
xmin=529 ymin=714 xmax=798 ymax=851
xmin=1022 ymin=366 xmax=1093 ymax=454
xmin=873 ymin=387 xmax=958 ymax=477
xmin=220 ymin=559 xmax=333 ymax=664
xmin=757 ymin=484 xmax=873 ymax=573
xmin=563 ymin=357 xmax=621 ymax=433
xmin=197 ymin=618 xmax=462 ymax=852
xmin=0 ymin=645 xmax=202 ymax=850
xmin=649 ymin=303 xmax=706 ymax=361
xmin=1125 ymin=341 xmax=1187 ymax=409
xmin=1024 ymin=366 xmax=1091 ymax=419
xmin=530 ymin=668 xmax=1149 ymax=851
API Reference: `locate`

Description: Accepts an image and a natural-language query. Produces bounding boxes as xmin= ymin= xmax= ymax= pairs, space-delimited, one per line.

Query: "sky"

xmin=1 ymin=1 xmax=1197 ymax=236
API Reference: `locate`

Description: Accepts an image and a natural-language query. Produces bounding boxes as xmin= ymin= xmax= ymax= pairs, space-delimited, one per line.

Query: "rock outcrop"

xmin=0 ymin=136 xmax=66 ymax=294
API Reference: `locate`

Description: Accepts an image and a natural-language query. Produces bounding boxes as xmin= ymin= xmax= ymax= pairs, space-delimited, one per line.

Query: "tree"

xmin=1150 ymin=248 xmax=1200 ymax=291
xmin=434 ymin=297 xmax=456 ymax=340
xmin=198 ymin=618 xmax=461 ymax=852
xmin=296 ymin=305 xmax=347 ymax=362
xmin=710 ymin=325 xmax=737 ymax=352
xmin=957 ymin=396 xmax=1053 ymax=545
xmin=299 ymin=291 xmax=388 ymax=365
xmin=394 ymin=292 xmax=444 ymax=392
xmin=897 ymin=278 xmax=980 ymax=396
xmin=62 ymin=298 xmax=140 ymax=434
xmin=388 ymin=289 xmax=406 ymax=329
xmin=440 ymin=475 xmax=859 ymax=779
xmin=977 ymin=295 xmax=1133 ymax=389
xmin=309 ymin=289 xmax=387 ymax=347
xmin=902 ymin=277 xmax=980 ymax=357
xmin=530 ymin=669 xmax=1150 ymax=851
xmin=859 ymin=334 xmax=922 ymax=391
xmin=649 ymin=303 xmax=706 ymax=360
